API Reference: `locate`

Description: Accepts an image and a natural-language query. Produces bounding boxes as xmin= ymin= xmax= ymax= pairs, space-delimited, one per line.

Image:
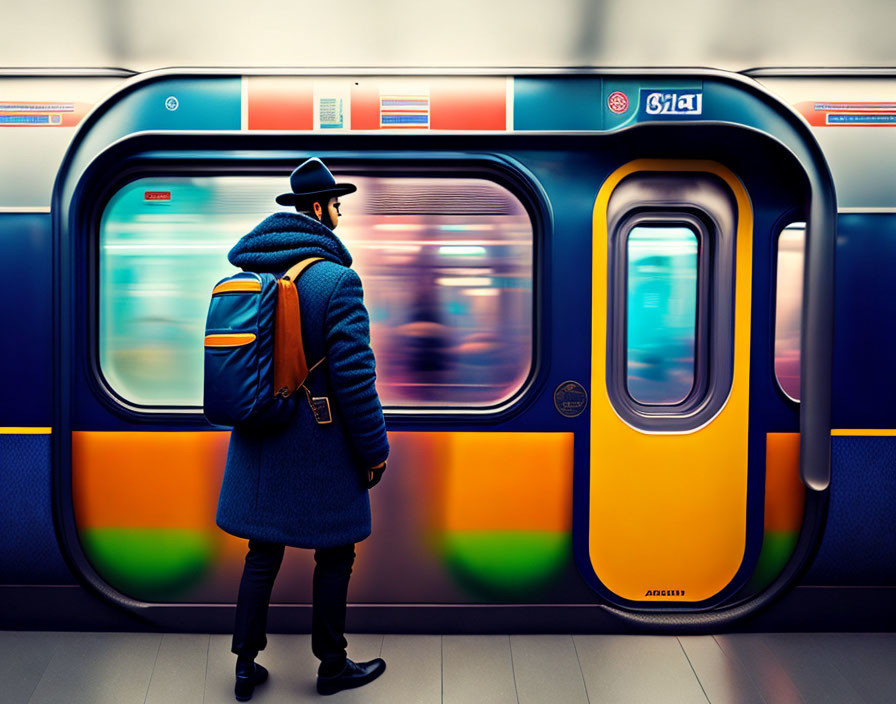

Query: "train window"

xmin=626 ymin=225 xmax=699 ymax=404
xmin=775 ymin=222 xmax=804 ymax=401
xmin=98 ymin=174 xmax=534 ymax=410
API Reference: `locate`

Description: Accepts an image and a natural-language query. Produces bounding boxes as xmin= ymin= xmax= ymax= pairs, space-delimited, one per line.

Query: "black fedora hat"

xmin=275 ymin=158 xmax=357 ymax=206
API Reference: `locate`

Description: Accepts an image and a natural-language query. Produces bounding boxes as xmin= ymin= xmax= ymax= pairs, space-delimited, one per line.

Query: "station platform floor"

xmin=2 ymin=630 xmax=895 ymax=703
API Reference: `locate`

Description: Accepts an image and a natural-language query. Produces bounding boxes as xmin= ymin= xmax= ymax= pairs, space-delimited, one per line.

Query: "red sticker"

xmin=608 ymin=91 xmax=629 ymax=115
xmin=144 ymin=191 xmax=171 ymax=201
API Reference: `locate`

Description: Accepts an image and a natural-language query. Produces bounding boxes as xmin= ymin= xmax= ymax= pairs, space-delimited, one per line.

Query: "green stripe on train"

xmin=80 ymin=528 xmax=215 ymax=600
xmin=440 ymin=531 xmax=570 ymax=600
xmin=746 ymin=530 xmax=799 ymax=593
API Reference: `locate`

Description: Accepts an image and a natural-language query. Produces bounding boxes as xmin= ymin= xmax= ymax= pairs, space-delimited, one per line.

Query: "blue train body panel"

xmin=807 ymin=435 xmax=896 ymax=585
xmin=0 ymin=434 xmax=73 ymax=584
xmin=832 ymin=214 xmax=896 ymax=430
xmin=0 ymin=213 xmax=53 ymax=427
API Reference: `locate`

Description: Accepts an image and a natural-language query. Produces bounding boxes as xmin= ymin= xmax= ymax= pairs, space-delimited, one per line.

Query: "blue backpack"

xmin=203 ymin=257 xmax=327 ymax=428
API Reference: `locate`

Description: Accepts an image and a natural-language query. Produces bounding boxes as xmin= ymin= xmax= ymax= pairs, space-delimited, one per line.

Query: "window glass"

xmin=626 ymin=225 xmax=699 ymax=404
xmin=775 ymin=223 xmax=804 ymax=401
xmin=99 ymin=174 xmax=534 ymax=409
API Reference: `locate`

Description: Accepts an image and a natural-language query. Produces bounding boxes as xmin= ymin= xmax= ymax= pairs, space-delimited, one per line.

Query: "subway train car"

xmin=2 ymin=67 xmax=895 ymax=635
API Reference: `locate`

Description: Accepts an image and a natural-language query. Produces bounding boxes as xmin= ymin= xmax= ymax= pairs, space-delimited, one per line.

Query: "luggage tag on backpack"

xmin=310 ymin=396 xmax=332 ymax=424
xmin=302 ymin=385 xmax=332 ymax=425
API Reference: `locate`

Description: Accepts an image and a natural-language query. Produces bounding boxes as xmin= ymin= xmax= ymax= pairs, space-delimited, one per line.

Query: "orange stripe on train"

xmin=72 ymin=431 xmax=231 ymax=530
xmin=71 ymin=431 xmax=572 ymax=533
xmin=765 ymin=433 xmax=805 ymax=533
xmin=204 ymin=333 xmax=256 ymax=347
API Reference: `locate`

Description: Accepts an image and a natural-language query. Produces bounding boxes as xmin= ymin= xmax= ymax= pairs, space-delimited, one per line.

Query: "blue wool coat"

xmin=215 ymin=213 xmax=390 ymax=549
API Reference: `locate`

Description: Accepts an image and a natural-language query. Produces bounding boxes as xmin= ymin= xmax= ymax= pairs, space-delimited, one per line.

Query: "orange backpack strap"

xmin=272 ymin=257 xmax=325 ymax=398
xmin=283 ymin=256 xmax=323 ymax=283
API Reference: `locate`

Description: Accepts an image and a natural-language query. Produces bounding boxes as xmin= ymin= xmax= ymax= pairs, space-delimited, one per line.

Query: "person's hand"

xmin=367 ymin=461 xmax=386 ymax=488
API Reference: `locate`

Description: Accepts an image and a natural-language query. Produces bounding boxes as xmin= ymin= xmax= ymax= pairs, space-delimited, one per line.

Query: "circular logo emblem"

xmin=607 ymin=91 xmax=629 ymax=115
xmin=164 ymin=96 xmax=179 ymax=111
xmin=554 ymin=381 xmax=588 ymax=418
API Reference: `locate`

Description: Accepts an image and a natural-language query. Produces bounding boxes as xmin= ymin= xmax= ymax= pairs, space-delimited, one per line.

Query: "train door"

xmin=587 ymin=159 xmax=756 ymax=607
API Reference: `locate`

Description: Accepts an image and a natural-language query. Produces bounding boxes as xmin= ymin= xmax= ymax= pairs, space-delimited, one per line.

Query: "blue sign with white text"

xmin=827 ymin=113 xmax=896 ymax=125
xmin=639 ymin=89 xmax=704 ymax=119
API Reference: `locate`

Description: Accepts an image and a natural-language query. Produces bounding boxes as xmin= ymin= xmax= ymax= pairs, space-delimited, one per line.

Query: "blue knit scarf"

xmin=227 ymin=213 xmax=353 ymax=272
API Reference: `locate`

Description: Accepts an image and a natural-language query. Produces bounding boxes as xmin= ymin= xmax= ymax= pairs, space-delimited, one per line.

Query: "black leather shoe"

xmin=316 ymin=657 xmax=386 ymax=695
xmin=234 ymin=661 xmax=268 ymax=701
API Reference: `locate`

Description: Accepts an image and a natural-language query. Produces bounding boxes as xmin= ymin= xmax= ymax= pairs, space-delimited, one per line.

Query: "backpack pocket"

xmin=203 ymin=273 xmax=274 ymax=426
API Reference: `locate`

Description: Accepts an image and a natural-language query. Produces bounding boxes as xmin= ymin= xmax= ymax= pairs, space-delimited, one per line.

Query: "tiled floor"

xmin=1 ymin=631 xmax=895 ymax=703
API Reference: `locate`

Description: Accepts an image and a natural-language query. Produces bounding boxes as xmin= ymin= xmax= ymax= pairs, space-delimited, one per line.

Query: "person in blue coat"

xmin=215 ymin=158 xmax=389 ymax=699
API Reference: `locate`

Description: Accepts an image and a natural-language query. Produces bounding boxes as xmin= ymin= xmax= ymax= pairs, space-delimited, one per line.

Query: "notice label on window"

xmin=144 ymin=191 xmax=171 ymax=203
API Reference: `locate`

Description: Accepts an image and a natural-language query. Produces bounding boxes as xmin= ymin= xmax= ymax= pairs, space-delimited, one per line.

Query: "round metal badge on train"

xmin=554 ymin=380 xmax=588 ymax=417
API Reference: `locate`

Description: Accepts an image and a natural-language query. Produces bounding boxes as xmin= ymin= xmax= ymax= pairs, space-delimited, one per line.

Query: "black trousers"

xmin=231 ymin=538 xmax=356 ymax=670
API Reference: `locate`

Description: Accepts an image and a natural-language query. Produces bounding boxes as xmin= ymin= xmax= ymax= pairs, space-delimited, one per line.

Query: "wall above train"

xmin=4 ymin=0 xmax=896 ymax=71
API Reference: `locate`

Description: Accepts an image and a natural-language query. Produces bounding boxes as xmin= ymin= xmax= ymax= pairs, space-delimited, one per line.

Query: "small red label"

xmin=144 ymin=191 xmax=171 ymax=201
xmin=608 ymin=91 xmax=629 ymax=115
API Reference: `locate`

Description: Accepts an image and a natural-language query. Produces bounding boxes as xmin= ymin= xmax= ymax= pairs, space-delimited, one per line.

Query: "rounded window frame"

xmin=83 ymin=152 xmax=546 ymax=423
xmin=604 ymin=171 xmax=738 ymax=432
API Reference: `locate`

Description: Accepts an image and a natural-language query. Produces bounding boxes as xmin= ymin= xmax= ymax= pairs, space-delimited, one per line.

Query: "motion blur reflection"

xmin=626 ymin=225 xmax=698 ymax=405
xmin=775 ymin=223 xmax=804 ymax=401
xmin=99 ymin=174 xmax=533 ymax=409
